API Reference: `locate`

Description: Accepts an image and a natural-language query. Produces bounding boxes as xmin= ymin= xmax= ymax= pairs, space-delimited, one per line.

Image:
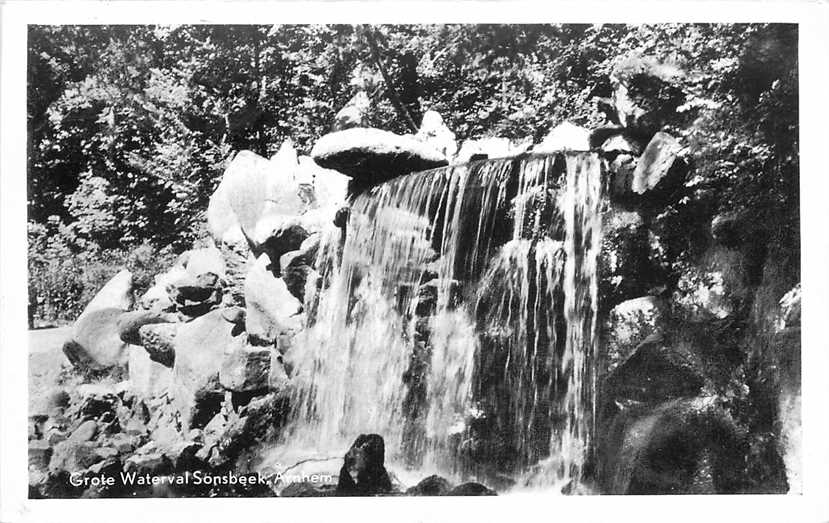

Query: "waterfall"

xmin=273 ymin=152 xmax=603 ymax=490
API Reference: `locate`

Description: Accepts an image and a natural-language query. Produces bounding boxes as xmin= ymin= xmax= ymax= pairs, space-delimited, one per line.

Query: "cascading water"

xmin=270 ymin=152 xmax=603 ymax=491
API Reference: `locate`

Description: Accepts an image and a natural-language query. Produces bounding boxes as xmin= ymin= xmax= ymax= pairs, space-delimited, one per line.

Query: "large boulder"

xmin=219 ymin=345 xmax=272 ymax=393
xmin=311 ymin=128 xmax=448 ymax=189
xmin=454 ymin=137 xmax=531 ymax=164
xmin=140 ymin=263 xmax=187 ymax=313
xmin=184 ymin=247 xmax=227 ymax=280
xmin=221 ymin=150 xmax=312 ymax=251
xmin=603 ymin=333 xmax=705 ymax=404
xmin=127 ymin=345 xmax=173 ymax=398
xmin=604 ymin=296 xmax=667 ymax=375
xmin=599 ymin=396 xmax=742 ymax=494
xmin=415 ymin=110 xmax=457 ymax=159
xmin=534 ymin=121 xmax=591 ymax=153
xmin=117 ymin=310 xmax=178 ymax=345
xmin=244 ymin=254 xmax=303 ymax=346
xmin=406 ymin=474 xmax=453 ymax=496
xmin=332 ymin=90 xmax=370 ymax=131
xmin=137 ymin=322 xmax=178 ymax=367
xmin=64 ymin=308 xmax=130 ymax=370
xmin=76 ymin=269 xmax=133 ymax=323
xmin=336 ymin=434 xmax=393 ymax=495
xmin=170 ymin=308 xmax=247 ymax=428
xmin=631 ymin=131 xmax=681 ymax=194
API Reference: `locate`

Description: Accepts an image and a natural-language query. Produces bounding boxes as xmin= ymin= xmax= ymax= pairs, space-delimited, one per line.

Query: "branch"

xmin=362 ymin=26 xmax=419 ymax=133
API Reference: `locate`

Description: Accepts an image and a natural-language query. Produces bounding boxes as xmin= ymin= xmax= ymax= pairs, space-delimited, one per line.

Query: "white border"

xmin=2 ymin=2 xmax=828 ymax=522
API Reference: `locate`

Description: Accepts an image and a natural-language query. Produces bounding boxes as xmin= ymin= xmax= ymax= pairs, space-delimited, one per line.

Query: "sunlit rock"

xmin=332 ymin=90 xmax=370 ymax=131
xmin=535 ymin=121 xmax=591 ymax=153
xmin=416 ymin=110 xmax=457 ymax=159
xmin=170 ymin=308 xmax=246 ymax=428
xmin=64 ymin=308 xmax=130 ymax=371
xmin=76 ymin=269 xmax=134 ymax=324
xmin=311 ymin=128 xmax=448 ymax=188
xmin=127 ymin=344 xmax=173 ymax=398
xmin=599 ymin=396 xmax=741 ymax=494
xmin=116 ymin=310 xmax=178 ymax=345
xmin=604 ymin=296 xmax=667 ymax=374
xmin=632 ymin=131 xmax=681 ymax=194
xmin=219 ymin=345 xmax=272 ymax=392
xmin=244 ymin=254 xmax=303 ymax=346
xmin=454 ymin=136 xmax=530 ymax=164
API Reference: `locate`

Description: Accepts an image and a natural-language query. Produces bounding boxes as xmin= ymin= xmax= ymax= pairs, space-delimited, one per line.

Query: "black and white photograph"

xmin=2 ymin=2 xmax=829 ymax=521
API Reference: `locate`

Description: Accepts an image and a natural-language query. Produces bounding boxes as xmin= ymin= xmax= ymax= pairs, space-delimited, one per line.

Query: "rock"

xmin=299 ymin=233 xmax=322 ymax=265
xmin=279 ymin=249 xmax=307 ymax=271
xmin=454 ymin=137 xmax=531 ymax=164
xmin=128 ymin=344 xmax=174 ymax=397
xmin=631 ymin=132 xmax=681 ymax=194
xmin=447 ymin=482 xmax=496 ymax=496
xmin=117 ymin=310 xmax=178 ymax=345
xmin=49 ymin=441 xmax=102 ymax=474
xmin=282 ymin=263 xmax=313 ymax=302
xmin=140 ymin=263 xmax=187 ymax=313
xmin=46 ymin=389 xmax=71 ymax=413
xmin=603 ymin=334 xmax=705 ymax=404
xmin=68 ymin=420 xmax=98 ymax=442
xmin=311 ymin=128 xmax=448 ymax=187
xmin=244 ymin=254 xmax=303 ymax=345
xmin=604 ymin=296 xmax=667 ymax=374
xmin=535 ymin=121 xmax=591 ymax=153
xmin=267 ymin=352 xmax=290 ymax=392
xmin=64 ymin=308 xmax=130 ymax=370
xmin=76 ymin=269 xmax=134 ymax=323
xmin=259 ymin=222 xmax=309 ymax=271
xmin=295 ymin=157 xmax=351 ymax=210
xmin=29 ymin=440 xmax=53 ymax=474
xmin=336 ymin=434 xmax=393 ymax=495
xmin=206 ymin=171 xmax=246 ymax=246
xmin=124 ymin=447 xmax=172 ymax=476
xmin=184 ymin=247 xmax=227 ymax=280
xmin=711 ymin=211 xmax=750 ymax=248
xmin=138 ymin=322 xmax=178 ymax=367
xmin=416 ymin=110 xmax=457 ymax=159
xmin=171 ymin=308 xmax=247 ymax=428
xmin=599 ymin=396 xmax=742 ymax=494
xmin=219 ymin=345 xmax=272 ymax=392
xmin=172 ymin=272 xmax=222 ymax=303
xmin=599 ymin=204 xmax=656 ymax=307
xmin=406 ymin=475 xmax=453 ymax=496
xmin=333 ymin=207 xmax=350 ymax=228
xmin=222 ymin=150 xmax=312 ymax=253
xmin=332 ymin=90 xmax=370 ymax=131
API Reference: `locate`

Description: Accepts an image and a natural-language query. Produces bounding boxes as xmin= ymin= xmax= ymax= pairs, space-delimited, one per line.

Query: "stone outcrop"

xmin=415 ymin=110 xmax=457 ymax=159
xmin=75 ymin=269 xmax=134 ymax=323
xmin=535 ymin=121 xmax=591 ymax=153
xmin=311 ymin=128 xmax=448 ymax=190
xmin=244 ymin=254 xmax=303 ymax=346
xmin=64 ymin=308 xmax=130 ymax=371
xmin=336 ymin=434 xmax=393 ymax=495
xmin=170 ymin=309 xmax=247 ymax=428
xmin=454 ymin=137 xmax=531 ymax=164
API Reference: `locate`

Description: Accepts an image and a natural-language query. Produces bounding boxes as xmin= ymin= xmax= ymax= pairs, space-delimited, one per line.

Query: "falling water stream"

xmin=267 ymin=152 xmax=603 ymax=491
